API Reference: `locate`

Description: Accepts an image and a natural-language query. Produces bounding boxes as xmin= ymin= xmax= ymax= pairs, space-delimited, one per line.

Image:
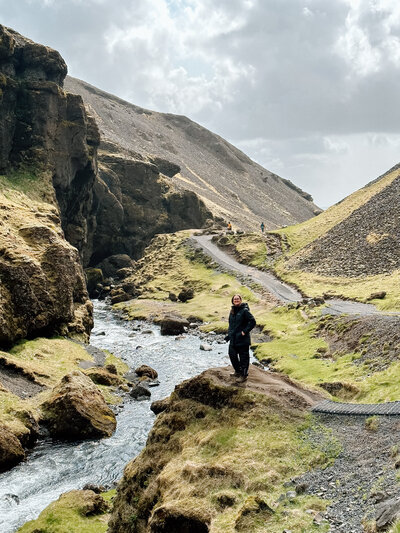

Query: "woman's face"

xmin=232 ymin=295 xmax=242 ymax=306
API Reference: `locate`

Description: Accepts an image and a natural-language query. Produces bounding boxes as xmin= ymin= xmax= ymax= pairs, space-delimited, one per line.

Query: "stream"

xmin=0 ymin=301 xmax=230 ymax=533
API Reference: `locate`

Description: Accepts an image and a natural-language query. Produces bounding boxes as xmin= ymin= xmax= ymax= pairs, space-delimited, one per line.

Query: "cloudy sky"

xmin=1 ymin=0 xmax=400 ymax=207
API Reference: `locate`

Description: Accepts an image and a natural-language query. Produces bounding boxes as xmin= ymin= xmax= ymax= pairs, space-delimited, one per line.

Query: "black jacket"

xmin=226 ymin=303 xmax=256 ymax=347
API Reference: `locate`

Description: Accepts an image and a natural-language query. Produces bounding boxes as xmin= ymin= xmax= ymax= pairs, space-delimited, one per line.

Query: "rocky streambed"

xmin=0 ymin=301 xmax=229 ymax=533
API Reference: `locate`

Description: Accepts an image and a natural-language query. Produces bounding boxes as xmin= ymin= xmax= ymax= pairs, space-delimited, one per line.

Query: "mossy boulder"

xmin=41 ymin=370 xmax=116 ymax=440
xmin=0 ymin=424 xmax=25 ymax=472
xmin=17 ymin=489 xmax=110 ymax=533
xmin=84 ymin=367 xmax=122 ymax=386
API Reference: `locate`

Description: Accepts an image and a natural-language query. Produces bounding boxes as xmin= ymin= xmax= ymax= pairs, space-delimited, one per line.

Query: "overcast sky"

xmin=1 ymin=0 xmax=400 ymax=207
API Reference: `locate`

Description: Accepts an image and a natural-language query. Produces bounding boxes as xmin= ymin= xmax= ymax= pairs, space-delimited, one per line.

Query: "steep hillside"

xmin=65 ymin=76 xmax=321 ymax=231
xmin=273 ymin=164 xmax=400 ymax=307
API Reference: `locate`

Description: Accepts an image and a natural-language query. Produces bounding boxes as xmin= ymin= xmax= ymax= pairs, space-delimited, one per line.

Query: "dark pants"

xmin=228 ymin=343 xmax=250 ymax=377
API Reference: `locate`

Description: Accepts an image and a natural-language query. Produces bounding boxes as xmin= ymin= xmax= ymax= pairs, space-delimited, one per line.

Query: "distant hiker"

xmin=225 ymin=294 xmax=256 ymax=383
xmin=260 ymin=221 xmax=265 ymax=233
xmin=227 ymin=222 xmax=232 ymax=231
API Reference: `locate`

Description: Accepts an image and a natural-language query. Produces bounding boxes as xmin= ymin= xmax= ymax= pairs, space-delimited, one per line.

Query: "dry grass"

xmin=111 ymin=378 xmax=334 ymax=533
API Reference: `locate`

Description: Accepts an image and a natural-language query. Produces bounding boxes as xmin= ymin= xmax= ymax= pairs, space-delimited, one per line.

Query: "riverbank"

xmin=0 ymin=301 xmax=229 ymax=533
xmin=13 ymin=230 xmax=400 ymax=533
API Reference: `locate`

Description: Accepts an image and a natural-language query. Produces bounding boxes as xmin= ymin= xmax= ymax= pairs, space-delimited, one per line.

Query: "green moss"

xmin=104 ymin=350 xmax=129 ymax=375
xmin=115 ymin=231 xmax=269 ymax=328
xmin=0 ymin=164 xmax=52 ymax=202
xmin=17 ymin=490 xmax=112 ymax=533
xmin=254 ymin=306 xmax=400 ymax=403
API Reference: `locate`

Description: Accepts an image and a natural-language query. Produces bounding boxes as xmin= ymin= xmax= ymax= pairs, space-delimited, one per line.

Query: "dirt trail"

xmin=191 ymin=234 xmax=302 ymax=302
xmin=205 ymin=365 xmax=323 ymax=411
xmin=191 ymin=234 xmax=399 ymax=317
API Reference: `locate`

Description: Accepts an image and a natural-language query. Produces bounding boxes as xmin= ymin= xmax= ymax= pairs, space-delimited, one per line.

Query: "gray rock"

xmin=200 ymin=344 xmax=212 ymax=351
xmin=376 ymin=497 xmax=400 ymax=530
xmin=160 ymin=315 xmax=189 ymax=336
xmin=130 ymin=383 xmax=151 ymax=400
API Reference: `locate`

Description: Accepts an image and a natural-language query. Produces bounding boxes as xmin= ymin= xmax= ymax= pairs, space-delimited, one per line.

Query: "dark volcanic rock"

xmin=130 ymin=382 xmax=151 ymax=400
xmin=178 ymin=287 xmax=194 ymax=302
xmin=89 ymin=152 xmax=213 ymax=265
xmin=0 ymin=25 xmax=97 ymax=346
xmin=160 ymin=315 xmax=189 ymax=336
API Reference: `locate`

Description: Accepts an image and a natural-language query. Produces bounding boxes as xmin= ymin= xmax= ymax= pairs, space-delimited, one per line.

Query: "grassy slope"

xmin=254 ymin=306 xmax=400 ymax=404
xmin=115 ymin=231 xmax=273 ymax=331
xmin=112 ymin=380 xmax=335 ymax=533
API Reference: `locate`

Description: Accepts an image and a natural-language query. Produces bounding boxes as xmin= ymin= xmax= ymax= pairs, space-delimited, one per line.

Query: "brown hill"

xmin=65 ymin=76 xmax=321 ymax=231
xmin=283 ymin=164 xmax=400 ymax=277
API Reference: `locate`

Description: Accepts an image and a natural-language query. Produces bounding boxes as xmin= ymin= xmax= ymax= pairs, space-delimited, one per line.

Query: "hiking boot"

xmin=230 ymin=372 xmax=241 ymax=377
xmin=235 ymin=375 xmax=248 ymax=383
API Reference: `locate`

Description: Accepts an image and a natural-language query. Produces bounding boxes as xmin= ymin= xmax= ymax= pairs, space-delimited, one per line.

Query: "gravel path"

xmin=191 ymin=234 xmax=302 ymax=302
xmin=297 ymin=415 xmax=400 ymax=532
xmin=191 ymin=234 xmax=400 ymax=318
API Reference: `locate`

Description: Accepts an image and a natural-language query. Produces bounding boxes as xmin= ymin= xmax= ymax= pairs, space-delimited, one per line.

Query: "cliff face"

xmin=65 ymin=76 xmax=321 ymax=233
xmin=0 ymin=25 xmax=97 ymax=346
xmin=90 ymin=149 xmax=213 ymax=264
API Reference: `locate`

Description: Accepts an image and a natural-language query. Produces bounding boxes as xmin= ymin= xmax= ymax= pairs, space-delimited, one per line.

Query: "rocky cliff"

xmin=90 ymin=147 xmax=213 ymax=265
xmin=0 ymin=25 xmax=97 ymax=346
xmin=65 ymin=76 xmax=321 ymax=232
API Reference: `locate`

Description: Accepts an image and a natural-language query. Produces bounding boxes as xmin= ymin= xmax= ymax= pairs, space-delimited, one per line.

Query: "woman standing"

xmin=225 ymin=294 xmax=256 ymax=382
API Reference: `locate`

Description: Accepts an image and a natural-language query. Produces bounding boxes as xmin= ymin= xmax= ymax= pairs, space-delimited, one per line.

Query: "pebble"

xmin=297 ymin=414 xmax=400 ymax=532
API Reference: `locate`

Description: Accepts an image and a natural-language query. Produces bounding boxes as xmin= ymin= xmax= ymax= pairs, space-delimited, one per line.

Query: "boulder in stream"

xmin=160 ymin=315 xmax=189 ymax=336
xmin=41 ymin=371 xmax=116 ymax=440
xmin=130 ymin=382 xmax=151 ymax=400
xmin=135 ymin=364 xmax=158 ymax=379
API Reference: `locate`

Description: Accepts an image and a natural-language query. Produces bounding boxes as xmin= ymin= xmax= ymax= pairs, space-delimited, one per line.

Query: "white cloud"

xmin=2 ymin=0 xmax=400 ymax=207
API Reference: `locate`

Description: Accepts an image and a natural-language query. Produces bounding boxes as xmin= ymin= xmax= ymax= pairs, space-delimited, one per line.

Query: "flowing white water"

xmin=0 ymin=301 xmax=229 ymax=532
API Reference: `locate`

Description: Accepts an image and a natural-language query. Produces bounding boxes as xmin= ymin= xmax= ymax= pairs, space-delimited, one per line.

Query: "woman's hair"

xmin=231 ymin=294 xmax=242 ymax=305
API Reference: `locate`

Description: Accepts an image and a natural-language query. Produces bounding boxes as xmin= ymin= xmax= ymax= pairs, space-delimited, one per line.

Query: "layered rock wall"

xmin=0 ymin=25 xmax=97 ymax=346
xmin=90 ymin=150 xmax=213 ymax=264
